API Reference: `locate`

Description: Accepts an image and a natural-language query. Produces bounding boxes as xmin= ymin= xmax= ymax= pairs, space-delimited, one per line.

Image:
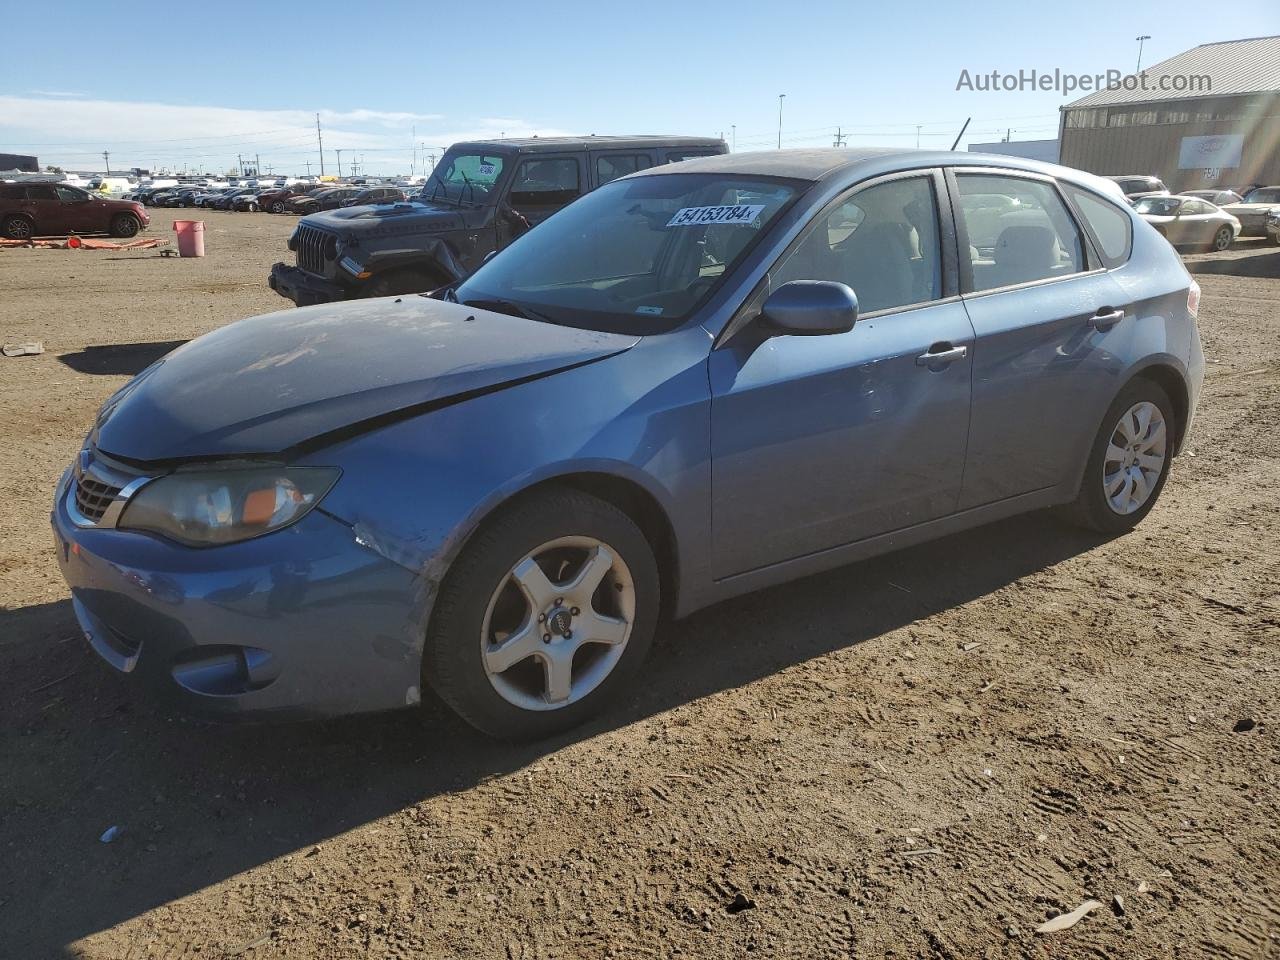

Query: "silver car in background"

xmin=1134 ymin=195 xmax=1239 ymax=251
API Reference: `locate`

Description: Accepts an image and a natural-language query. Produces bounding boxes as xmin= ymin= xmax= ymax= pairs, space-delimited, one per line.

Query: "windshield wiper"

xmin=428 ymin=173 xmax=459 ymax=206
xmin=461 ymin=297 xmax=554 ymax=323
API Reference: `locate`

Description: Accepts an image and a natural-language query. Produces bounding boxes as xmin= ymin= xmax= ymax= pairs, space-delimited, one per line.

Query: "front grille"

xmin=295 ymin=224 xmax=336 ymax=275
xmin=75 ymin=471 xmax=122 ymax=522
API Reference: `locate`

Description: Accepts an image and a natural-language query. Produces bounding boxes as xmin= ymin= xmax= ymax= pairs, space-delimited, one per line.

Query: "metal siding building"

xmin=0 ymin=153 xmax=39 ymax=173
xmin=1059 ymin=36 xmax=1280 ymax=192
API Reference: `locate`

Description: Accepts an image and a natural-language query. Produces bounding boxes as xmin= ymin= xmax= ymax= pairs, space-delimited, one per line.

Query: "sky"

xmin=1 ymin=0 xmax=1275 ymax=176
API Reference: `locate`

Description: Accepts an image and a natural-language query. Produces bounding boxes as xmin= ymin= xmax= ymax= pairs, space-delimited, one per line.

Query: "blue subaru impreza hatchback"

xmin=53 ymin=149 xmax=1204 ymax=738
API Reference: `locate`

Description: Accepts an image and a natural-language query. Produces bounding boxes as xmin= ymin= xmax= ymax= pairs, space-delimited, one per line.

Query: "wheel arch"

xmin=1128 ymin=360 xmax=1190 ymax=454
xmin=429 ymin=467 xmax=682 ymax=628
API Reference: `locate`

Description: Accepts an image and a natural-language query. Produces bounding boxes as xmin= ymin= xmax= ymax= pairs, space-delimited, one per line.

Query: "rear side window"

xmin=596 ymin=153 xmax=652 ymax=185
xmin=26 ymin=185 xmax=58 ymax=200
xmin=665 ymin=150 xmax=718 ymax=164
xmin=1064 ymin=184 xmax=1133 ymax=268
xmin=955 ymin=174 xmax=1085 ymax=293
xmin=510 ymin=157 xmax=581 ymax=207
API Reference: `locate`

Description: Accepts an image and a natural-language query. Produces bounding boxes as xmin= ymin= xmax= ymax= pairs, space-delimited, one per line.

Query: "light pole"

xmin=1136 ymin=35 xmax=1151 ymax=73
xmin=916 ymin=124 xmax=922 ymax=148
xmin=777 ymin=94 xmax=786 ymax=149
xmin=731 ymin=124 xmax=736 ymax=152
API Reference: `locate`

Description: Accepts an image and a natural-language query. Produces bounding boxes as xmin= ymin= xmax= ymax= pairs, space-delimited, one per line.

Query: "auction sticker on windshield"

xmin=667 ymin=204 xmax=765 ymax=227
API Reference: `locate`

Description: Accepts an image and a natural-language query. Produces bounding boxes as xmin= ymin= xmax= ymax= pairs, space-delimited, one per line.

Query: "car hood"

xmin=94 ymin=297 xmax=639 ymax=463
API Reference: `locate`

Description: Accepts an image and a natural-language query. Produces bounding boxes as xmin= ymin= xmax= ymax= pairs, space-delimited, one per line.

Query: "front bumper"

xmin=268 ymin=261 xmax=349 ymax=306
xmin=51 ymin=470 xmax=425 ymax=719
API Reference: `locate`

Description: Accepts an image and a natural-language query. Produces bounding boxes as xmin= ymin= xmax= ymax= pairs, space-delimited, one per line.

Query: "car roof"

xmin=451 ymin=136 xmax=725 ymax=154
xmin=637 ymin=148 xmax=1127 ymax=197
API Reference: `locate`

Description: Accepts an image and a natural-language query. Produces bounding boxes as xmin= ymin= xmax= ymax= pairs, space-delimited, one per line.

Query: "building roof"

xmin=1065 ymin=35 xmax=1280 ymax=109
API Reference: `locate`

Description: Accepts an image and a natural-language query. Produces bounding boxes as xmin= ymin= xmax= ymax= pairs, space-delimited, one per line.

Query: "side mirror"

xmin=760 ymin=280 xmax=858 ymax=336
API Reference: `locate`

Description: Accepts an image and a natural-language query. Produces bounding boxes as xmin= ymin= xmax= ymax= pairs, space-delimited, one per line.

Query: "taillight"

xmin=1187 ymin=280 xmax=1201 ymax=318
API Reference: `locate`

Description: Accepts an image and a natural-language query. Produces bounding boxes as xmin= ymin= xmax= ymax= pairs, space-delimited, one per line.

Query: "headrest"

xmin=994 ymin=224 xmax=1057 ymax=271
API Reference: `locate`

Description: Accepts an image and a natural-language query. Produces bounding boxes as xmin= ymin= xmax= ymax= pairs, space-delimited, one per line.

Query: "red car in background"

xmin=0 ymin=183 xmax=149 ymax=239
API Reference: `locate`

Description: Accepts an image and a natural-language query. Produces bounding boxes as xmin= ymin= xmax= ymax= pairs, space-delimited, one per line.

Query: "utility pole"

xmin=411 ymin=124 xmax=416 ymax=176
xmin=336 ymin=149 xmax=344 ymax=177
xmin=833 ymin=127 xmax=847 ymax=148
xmin=1135 ymin=35 xmax=1151 ymax=73
xmin=305 ymin=160 xmax=311 ymax=176
xmin=316 ymin=112 xmax=326 ymax=175
xmin=731 ymin=124 xmax=736 ymax=152
xmin=916 ymin=125 xmax=923 ymax=148
xmin=777 ymin=94 xmax=786 ymax=149
xmin=102 ymin=150 xmax=110 ymax=174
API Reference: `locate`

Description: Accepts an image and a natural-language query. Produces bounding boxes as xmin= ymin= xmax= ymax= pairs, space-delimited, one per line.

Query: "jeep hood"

xmin=94 ymin=297 xmax=638 ymax=463
xmin=301 ymin=201 xmax=466 ymax=235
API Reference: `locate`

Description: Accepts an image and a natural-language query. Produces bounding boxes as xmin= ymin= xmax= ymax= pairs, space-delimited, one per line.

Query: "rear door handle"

xmin=916 ymin=344 xmax=968 ymax=368
xmin=1090 ymin=307 xmax=1124 ymax=331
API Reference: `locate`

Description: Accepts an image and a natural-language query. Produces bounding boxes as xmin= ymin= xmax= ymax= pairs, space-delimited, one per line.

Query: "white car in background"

xmin=1133 ymin=195 xmax=1239 ymax=252
xmin=1220 ymin=186 xmax=1280 ymax=238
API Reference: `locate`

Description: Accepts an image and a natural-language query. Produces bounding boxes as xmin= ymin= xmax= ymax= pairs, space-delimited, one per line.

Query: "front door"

xmin=503 ymin=154 xmax=584 ymax=229
xmin=710 ymin=171 xmax=974 ymax=579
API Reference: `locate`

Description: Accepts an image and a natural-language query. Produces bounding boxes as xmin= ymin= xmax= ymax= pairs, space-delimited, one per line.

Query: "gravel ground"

xmin=1 ymin=209 xmax=1277 ymax=959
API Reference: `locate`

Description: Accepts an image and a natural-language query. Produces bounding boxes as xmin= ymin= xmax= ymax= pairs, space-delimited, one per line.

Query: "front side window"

xmin=455 ymin=173 xmax=800 ymax=333
xmin=956 ymin=174 xmax=1084 ymax=293
xmin=509 ymin=157 xmax=581 ymax=207
xmin=771 ymin=175 xmax=942 ymax=314
xmin=1066 ymin=185 xmax=1133 ymax=266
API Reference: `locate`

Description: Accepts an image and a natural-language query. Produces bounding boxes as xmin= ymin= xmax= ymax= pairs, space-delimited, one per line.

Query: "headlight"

xmin=118 ymin=467 xmax=339 ymax=547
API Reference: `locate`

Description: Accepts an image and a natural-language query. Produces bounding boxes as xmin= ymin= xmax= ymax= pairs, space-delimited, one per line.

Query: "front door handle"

xmin=916 ymin=344 xmax=968 ymax=368
xmin=1090 ymin=307 xmax=1124 ymax=331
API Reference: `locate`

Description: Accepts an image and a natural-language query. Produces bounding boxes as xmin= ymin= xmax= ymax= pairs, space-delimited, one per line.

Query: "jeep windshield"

xmin=453 ymin=173 xmax=802 ymax=334
xmin=416 ymin=151 xmax=506 ymax=206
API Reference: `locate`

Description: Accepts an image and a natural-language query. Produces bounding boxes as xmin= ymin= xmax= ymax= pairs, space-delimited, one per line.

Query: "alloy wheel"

xmin=480 ymin=536 xmax=635 ymax=711
xmin=1213 ymin=226 xmax=1232 ymax=251
xmin=7 ymin=218 xmax=32 ymax=240
xmin=1103 ymin=401 xmax=1167 ymax=515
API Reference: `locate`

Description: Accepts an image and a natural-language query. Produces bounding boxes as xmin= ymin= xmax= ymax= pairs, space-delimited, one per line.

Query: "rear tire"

xmin=109 ymin=214 xmax=140 ymax=238
xmin=3 ymin=215 xmax=33 ymax=240
xmin=424 ymin=487 xmax=660 ymax=740
xmin=271 ymin=200 xmax=285 ymax=213
xmin=1064 ymin=378 xmax=1175 ymax=534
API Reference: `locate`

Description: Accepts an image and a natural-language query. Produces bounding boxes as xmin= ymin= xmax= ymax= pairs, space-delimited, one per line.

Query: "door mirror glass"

xmin=761 ymin=280 xmax=858 ymax=336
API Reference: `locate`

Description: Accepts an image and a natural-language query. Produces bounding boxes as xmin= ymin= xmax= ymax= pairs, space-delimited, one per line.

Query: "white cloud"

xmin=0 ymin=94 xmax=573 ymax=174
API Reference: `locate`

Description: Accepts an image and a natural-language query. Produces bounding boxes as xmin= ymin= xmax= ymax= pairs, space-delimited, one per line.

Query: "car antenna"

xmin=949 ymin=118 xmax=971 ymax=152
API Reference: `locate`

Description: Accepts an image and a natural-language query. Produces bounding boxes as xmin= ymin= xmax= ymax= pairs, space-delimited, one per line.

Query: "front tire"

xmin=1065 ymin=378 xmax=1175 ymax=534
xmin=424 ymin=487 xmax=660 ymax=740
xmin=271 ymin=200 xmax=285 ymax=213
xmin=109 ymin=214 xmax=140 ymax=238
xmin=1210 ymin=225 xmax=1233 ymax=252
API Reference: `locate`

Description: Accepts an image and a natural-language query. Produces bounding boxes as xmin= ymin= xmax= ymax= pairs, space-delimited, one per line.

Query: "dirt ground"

xmin=1 ymin=209 xmax=1277 ymax=959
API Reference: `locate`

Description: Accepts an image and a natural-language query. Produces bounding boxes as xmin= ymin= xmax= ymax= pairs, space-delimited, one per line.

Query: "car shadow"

xmin=1 ymin=510 xmax=1110 ymax=956
xmin=57 ymin=341 xmax=187 ymax=376
xmin=1186 ymin=247 xmax=1280 ymax=278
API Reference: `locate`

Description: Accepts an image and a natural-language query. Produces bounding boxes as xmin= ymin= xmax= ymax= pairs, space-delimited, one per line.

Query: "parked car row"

xmin=134 ymin=182 xmax=411 ymax=215
xmin=1107 ymin=174 xmax=1280 ymax=250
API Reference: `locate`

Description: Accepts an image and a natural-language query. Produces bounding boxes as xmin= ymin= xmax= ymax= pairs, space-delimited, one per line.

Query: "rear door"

xmin=948 ymin=168 xmax=1129 ymax=508
xmin=23 ymin=185 xmax=65 ymax=235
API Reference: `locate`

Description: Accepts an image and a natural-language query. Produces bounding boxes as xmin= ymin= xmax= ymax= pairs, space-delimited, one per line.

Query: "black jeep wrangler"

xmin=268 ymin=135 xmax=727 ymax=305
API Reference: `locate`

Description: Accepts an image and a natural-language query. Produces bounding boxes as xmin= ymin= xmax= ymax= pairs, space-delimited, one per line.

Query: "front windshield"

xmin=1135 ymin=197 xmax=1180 ymax=216
xmin=455 ymin=173 xmax=802 ymax=333
xmin=418 ymin=151 xmax=506 ymax=206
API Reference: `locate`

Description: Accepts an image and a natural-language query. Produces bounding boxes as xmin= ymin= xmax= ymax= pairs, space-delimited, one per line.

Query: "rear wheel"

xmin=109 ymin=214 xmax=140 ymax=238
xmin=1064 ymin=378 xmax=1175 ymax=534
xmin=271 ymin=200 xmax=285 ymax=213
xmin=1210 ymin=225 xmax=1233 ymax=252
xmin=3 ymin=215 xmax=33 ymax=240
xmin=424 ymin=487 xmax=660 ymax=740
